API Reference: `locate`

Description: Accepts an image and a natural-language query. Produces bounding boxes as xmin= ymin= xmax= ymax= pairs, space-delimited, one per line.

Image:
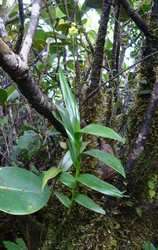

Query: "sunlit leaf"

xmin=0 ymin=167 xmax=51 ymax=215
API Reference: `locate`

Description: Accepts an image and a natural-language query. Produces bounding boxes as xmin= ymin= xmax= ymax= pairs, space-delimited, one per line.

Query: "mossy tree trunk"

xmin=127 ymin=0 xmax=158 ymax=200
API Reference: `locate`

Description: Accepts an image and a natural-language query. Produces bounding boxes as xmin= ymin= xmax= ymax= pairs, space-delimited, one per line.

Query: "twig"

xmin=84 ymin=50 xmax=158 ymax=104
xmin=15 ymin=0 xmax=25 ymax=53
xmin=20 ymin=0 xmax=42 ymax=63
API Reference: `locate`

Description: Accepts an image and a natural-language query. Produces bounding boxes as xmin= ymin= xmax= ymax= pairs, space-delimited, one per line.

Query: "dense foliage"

xmin=0 ymin=0 xmax=158 ymax=249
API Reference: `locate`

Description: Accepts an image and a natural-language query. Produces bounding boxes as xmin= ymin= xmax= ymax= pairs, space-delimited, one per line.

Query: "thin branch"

xmin=15 ymin=0 xmax=25 ymax=53
xmin=83 ymin=31 xmax=94 ymax=55
xmin=119 ymin=0 xmax=153 ymax=38
xmin=20 ymin=0 xmax=42 ymax=63
xmin=126 ymin=80 xmax=158 ymax=172
xmin=90 ymin=0 xmax=112 ymax=88
xmin=84 ymin=50 xmax=158 ymax=103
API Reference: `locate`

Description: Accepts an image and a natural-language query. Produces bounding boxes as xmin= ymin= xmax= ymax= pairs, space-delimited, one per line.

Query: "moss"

xmin=40 ymin=198 xmax=158 ymax=250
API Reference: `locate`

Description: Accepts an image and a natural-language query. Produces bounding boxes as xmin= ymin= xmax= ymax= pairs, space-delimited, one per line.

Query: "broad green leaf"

xmin=85 ymin=149 xmax=125 ymax=177
xmin=58 ymin=172 xmax=76 ymax=189
xmin=75 ymin=193 xmax=105 ymax=215
xmin=0 ymin=167 xmax=51 ymax=215
xmin=42 ymin=167 xmax=62 ymax=189
xmin=55 ymin=191 xmax=72 ymax=208
xmin=16 ymin=130 xmax=41 ymax=153
xmin=77 ymin=174 xmax=123 ymax=197
xmin=0 ymin=88 xmax=7 ymax=105
xmin=13 ymin=130 xmax=41 ymax=160
xmin=3 ymin=238 xmax=27 ymax=250
xmin=80 ymin=124 xmax=125 ymax=143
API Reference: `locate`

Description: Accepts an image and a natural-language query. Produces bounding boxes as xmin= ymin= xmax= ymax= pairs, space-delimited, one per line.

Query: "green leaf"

xmin=144 ymin=242 xmax=156 ymax=250
xmin=55 ymin=104 xmax=74 ymax=139
xmin=58 ymin=172 xmax=76 ymax=189
xmin=77 ymin=174 xmax=123 ymax=197
xmin=3 ymin=238 xmax=27 ymax=250
xmin=42 ymin=167 xmax=62 ymax=189
xmin=80 ymin=124 xmax=125 ymax=143
xmin=55 ymin=6 xmax=66 ymax=18
xmin=0 ymin=88 xmax=7 ymax=105
xmin=55 ymin=191 xmax=72 ymax=208
xmin=0 ymin=167 xmax=51 ymax=215
xmin=59 ymin=69 xmax=80 ymax=132
xmin=74 ymin=193 xmax=105 ymax=214
xmin=6 ymin=85 xmax=19 ymax=102
xmin=16 ymin=130 xmax=41 ymax=154
xmin=85 ymin=149 xmax=125 ymax=177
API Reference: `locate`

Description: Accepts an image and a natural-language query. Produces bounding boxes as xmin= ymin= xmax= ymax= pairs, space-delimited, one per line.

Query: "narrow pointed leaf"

xmin=55 ymin=104 xmax=74 ymax=138
xmin=85 ymin=149 xmax=125 ymax=177
xmin=59 ymin=70 xmax=80 ymax=131
xmin=0 ymin=167 xmax=51 ymax=215
xmin=55 ymin=191 xmax=72 ymax=208
xmin=58 ymin=172 xmax=76 ymax=189
xmin=77 ymin=173 xmax=123 ymax=197
xmin=81 ymin=124 xmax=125 ymax=143
xmin=75 ymin=193 xmax=105 ymax=214
xmin=42 ymin=167 xmax=62 ymax=190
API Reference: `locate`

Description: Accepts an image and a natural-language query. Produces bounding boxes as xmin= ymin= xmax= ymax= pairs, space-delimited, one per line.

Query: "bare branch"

xmin=20 ymin=0 xmax=42 ymax=63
